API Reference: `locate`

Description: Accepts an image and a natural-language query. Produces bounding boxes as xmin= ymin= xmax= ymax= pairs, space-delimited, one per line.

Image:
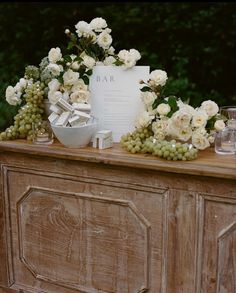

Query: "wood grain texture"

xmin=0 ymin=140 xmax=236 ymax=179
xmin=0 ymin=140 xmax=235 ymax=293
xmin=217 ymin=222 xmax=236 ymax=293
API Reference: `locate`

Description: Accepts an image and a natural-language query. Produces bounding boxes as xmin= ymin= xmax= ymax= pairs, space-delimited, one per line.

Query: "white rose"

xmin=5 ymin=86 xmax=21 ymax=106
xmin=48 ymin=47 xmax=62 ymax=63
xmin=118 ymin=49 xmax=129 ymax=60
xmin=156 ymin=103 xmax=171 ymax=116
xmin=48 ymin=79 xmax=61 ymax=92
xmin=177 ymin=100 xmax=196 ymax=115
xmin=175 ymin=126 xmax=192 ymax=142
xmin=90 ymin=17 xmax=107 ymax=31
xmin=71 ymin=61 xmax=80 ymax=70
xmin=63 ymin=69 xmax=80 ymax=86
xmin=75 ymin=21 xmax=92 ymax=37
xmin=152 ymin=119 xmax=169 ymax=140
xmin=62 ymin=91 xmax=69 ymax=101
xmin=149 ymin=70 xmax=168 ymax=87
xmin=123 ymin=56 xmax=136 ymax=69
xmin=14 ymin=82 xmax=22 ymax=93
xmin=48 ymin=90 xmax=62 ymax=105
xmin=19 ymin=78 xmax=27 ymax=89
xmin=70 ymin=90 xmax=90 ymax=103
xmin=82 ymin=55 xmax=96 ymax=69
xmin=47 ymin=63 xmax=62 ymax=76
xmin=129 ymin=49 xmax=141 ymax=61
xmin=200 ymin=100 xmax=219 ymax=117
xmin=108 ymin=46 xmax=115 ymax=55
xmin=191 ymin=110 xmax=208 ymax=128
xmin=71 ymin=79 xmax=87 ymax=92
xmin=214 ymin=119 xmax=226 ymax=131
xmin=136 ymin=111 xmax=154 ymax=128
xmin=103 ymin=56 xmax=116 ymax=66
xmin=192 ymin=132 xmax=210 ymax=150
xmin=97 ymin=31 xmax=112 ymax=49
xmin=6 ymin=86 xmax=21 ymax=105
xmin=141 ymin=91 xmax=156 ymax=107
xmin=6 ymin=85 xmax=15 ymax=99
xmin=171 ymin=109 xmax=192 ymax=129
xmin=6 ymin=95 xmax=21 ymax=106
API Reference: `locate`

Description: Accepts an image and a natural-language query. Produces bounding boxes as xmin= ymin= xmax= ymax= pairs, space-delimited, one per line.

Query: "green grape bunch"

xmin=0 ymin=81 xmax=45 ymax=141
xmin=120 ymin=126 xmax=199 ymax=161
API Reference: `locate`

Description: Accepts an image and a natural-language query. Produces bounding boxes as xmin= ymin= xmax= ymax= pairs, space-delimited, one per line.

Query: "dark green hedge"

xmin=1 ymin=2 xmax=236 ymax=130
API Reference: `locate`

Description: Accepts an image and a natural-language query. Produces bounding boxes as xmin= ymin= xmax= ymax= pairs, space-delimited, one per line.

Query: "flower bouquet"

xmin=0 ymin=17 xmax=141 ymax=142
xmin=120 ymin=70 xmax=225 ymax=160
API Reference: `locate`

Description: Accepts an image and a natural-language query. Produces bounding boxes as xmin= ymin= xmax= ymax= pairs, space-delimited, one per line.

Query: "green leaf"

xmin=114 ymin=60 xmax=124 ymax=66
xmin=63 ymin=55 xmax=72 ymax=63
xmin=86 ymin=69 xmax=93 ymax=76
xmin=140 ymin=86 xmax=151 ymax=92
xmin=82 ymin=75 xmax=90 ymax=85
xmin=167 ymin=95 xmax=179 ymax=112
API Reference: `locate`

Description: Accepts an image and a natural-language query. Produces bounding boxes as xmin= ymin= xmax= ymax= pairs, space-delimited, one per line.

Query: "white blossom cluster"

xmin=46 ymin=47 xmax=90 ymax=106
xmin=5 ymin=78 xmax=30 ymax=106
xmin=137 ymin=70 xmax=225 ymax=150
xmin=74 ymin=17 xmax=141 ymax=69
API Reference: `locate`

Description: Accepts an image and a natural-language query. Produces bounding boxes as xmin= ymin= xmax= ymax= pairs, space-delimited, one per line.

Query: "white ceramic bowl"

xmin=51 ymin=120 xmax=98 ymax=148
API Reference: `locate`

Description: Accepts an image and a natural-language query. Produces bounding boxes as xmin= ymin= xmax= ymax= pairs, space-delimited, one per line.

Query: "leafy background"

xmin=1 ymin=2 xmax=236 ymax=131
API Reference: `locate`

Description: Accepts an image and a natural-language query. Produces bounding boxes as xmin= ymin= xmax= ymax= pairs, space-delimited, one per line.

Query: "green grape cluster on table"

xmin=0 ymin=81 xmax=45 ymax=141
xmin=120 ymin=127 xmax=198 ymax=161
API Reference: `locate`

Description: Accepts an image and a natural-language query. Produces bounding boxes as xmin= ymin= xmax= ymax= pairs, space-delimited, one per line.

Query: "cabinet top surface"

xmin=0 ymin=140 xmax=235 ymax=179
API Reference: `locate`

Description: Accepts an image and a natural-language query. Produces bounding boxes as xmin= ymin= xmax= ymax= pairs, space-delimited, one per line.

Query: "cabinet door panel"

xmin=3 ymin=167 xmax=167 ymax=293
xmin=199 ymin=196 xmax=236 ymax=293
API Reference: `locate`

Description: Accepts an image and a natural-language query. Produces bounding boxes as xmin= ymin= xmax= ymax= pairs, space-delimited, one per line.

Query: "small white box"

xmin=56 ymin=98 xmax=74 ymax=112
xmin=55 ymin=111 xmax=71 ymax=127
xmin=49 ymin=104 xmax=62 ymax=115
xmin=72 ymin=103 xmax=91 ymax=113
xmin=48 ymin=112 xmax=59 ymax=124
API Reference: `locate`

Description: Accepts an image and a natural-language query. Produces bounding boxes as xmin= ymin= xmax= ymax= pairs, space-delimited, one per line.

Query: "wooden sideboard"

xmin=0 ymin=140 xmax=235 ymax=293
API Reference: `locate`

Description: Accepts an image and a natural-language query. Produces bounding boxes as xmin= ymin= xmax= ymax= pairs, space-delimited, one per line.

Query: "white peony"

xmin=48 ymin=90 xmax=62 ymax=105
xmin=156 ymin=103 xmax=171 ymax=116
xmin=97 ymin=31 xmax=112 ymax=49
xmin=214 ymin=119 xmax=226 ymax=131
xmin=63 ymin=69 xmax=80 ymax=86
xmin=192 ymin=132 xmax=210 ymax=150
xmin=82 ymin=55 xmax=96 ymax=69
xmin=48 ymin=79 xmax=61 ymax=92
xmin=70 ymin=90 xmax=90 ymax=103
xmin=136 ymin=111 xmax=154 ymax=128
xmin=48 ymin=47 xmax=62 ymax=63
xmin=47 ymin=63 xmax=62 ymax=76
xmin=149 ymin=70 xmax=168 ymax=87
xmin=200 ymin=100 xmax=219 ymax=117
xmin=90 ymin=17 xmax=107 ymax=31
xmin=191 ymin=110 xmax=208 ymax=128
xmin=103 ymin=56 xmax=116 ymax=66
xmin=141 ymin=91 xmax=156 ymax=107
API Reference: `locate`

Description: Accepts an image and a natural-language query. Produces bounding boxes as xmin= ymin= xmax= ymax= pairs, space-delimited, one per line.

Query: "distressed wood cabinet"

xmin=0 ymin=140 xmax=235 ymax=293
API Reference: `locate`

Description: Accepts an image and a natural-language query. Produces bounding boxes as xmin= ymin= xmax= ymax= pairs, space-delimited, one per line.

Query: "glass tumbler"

xmin=32 ymin=120 xmax=54 ymax=145
xmin=215 ymin=106 xmax=236 ymax=155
